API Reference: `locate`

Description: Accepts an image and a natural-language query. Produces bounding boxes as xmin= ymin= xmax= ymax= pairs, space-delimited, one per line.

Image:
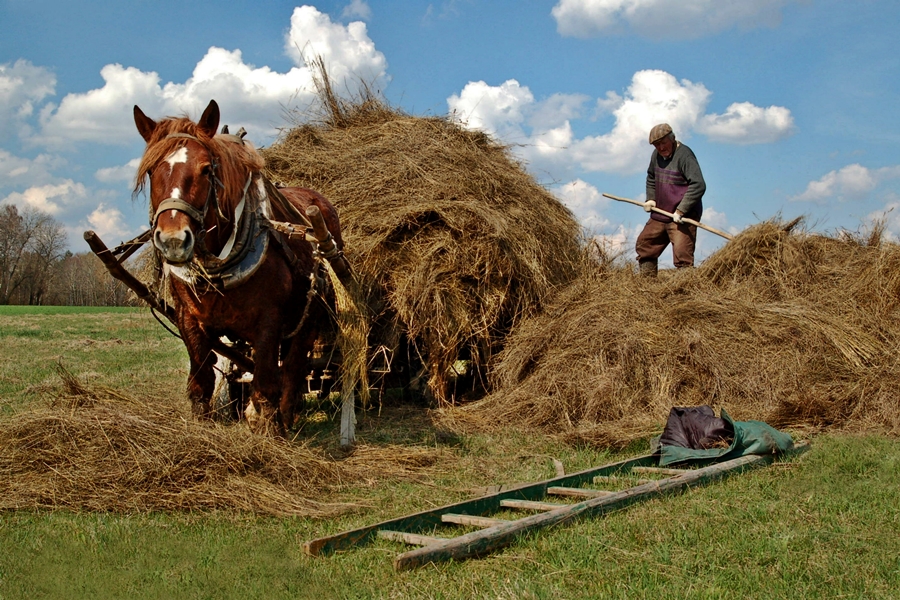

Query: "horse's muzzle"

xmin=154 ymin=226 xmax=195 ymax=264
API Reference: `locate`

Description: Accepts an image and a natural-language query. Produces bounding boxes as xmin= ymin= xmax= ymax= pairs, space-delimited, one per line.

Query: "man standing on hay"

xmin=636 ymin=123 xmax=706 ymax=277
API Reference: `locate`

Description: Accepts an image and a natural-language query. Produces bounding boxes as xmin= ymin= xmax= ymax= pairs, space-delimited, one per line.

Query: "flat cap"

xmin=649 ymin=123 xmax=673 ymax=144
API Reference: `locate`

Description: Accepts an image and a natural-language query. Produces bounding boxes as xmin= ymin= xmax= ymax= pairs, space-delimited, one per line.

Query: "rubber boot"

xmin=639 ymin=259 xmax=658 ymax=278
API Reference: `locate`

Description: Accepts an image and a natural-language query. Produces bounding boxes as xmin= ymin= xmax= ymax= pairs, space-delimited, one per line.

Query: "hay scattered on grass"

xmin=0 ymin=367 xmax=442 ymax=515
xmin=443 ymin=219 xmax=900 ymax=447
xmin=261 ymin=71 xmax=585 ymax=404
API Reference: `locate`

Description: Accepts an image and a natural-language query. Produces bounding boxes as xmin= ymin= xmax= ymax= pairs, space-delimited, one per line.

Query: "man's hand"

xmin=644 ymin=200 xmax=656 ymax=212
xmin=672 ymin=210 xmax=684 ymax=223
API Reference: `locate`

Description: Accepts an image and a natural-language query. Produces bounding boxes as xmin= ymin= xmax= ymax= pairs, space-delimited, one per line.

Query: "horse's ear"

xmin=133 ymin=105 xmax=157 ymax=143
xmin=198 ymin=100 xmax=220 ymax=138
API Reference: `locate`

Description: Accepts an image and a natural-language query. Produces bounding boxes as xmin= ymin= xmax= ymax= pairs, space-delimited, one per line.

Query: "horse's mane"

xmin=133 ymin=116 xmax=266 ymax=212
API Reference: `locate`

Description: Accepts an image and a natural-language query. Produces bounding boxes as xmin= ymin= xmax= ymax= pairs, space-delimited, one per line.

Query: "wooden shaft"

xmin=305 ymin=205 xmax=355 ymax=288
xmin=602 ymin=193 xmax=735 ymax=240
xmin=84 ymin=229 xmax=254 ymax=375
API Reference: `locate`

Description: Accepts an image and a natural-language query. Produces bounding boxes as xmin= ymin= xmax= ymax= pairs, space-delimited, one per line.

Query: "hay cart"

xmin=83 ymin=205 xmax=364 ymax=444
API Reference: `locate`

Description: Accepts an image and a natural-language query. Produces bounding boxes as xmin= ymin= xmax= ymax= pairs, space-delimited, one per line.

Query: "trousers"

xmin=635 ymin=219 xmax=697 ymax=268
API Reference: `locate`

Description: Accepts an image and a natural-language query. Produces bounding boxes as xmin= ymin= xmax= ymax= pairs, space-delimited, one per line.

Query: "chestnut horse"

xmin=133 ymin=99 xmax=343 ymax=435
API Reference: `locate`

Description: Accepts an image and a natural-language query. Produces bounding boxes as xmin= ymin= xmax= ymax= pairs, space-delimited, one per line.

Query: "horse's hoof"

xmin=245 ymin=401 xmax=284 ymax=437
xmin=191 ymin=401 xmax=213 ymax=420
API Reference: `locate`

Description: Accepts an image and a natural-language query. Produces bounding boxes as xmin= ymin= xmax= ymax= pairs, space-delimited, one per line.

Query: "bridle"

xmin=150 ymin=132 xmax=227 ymax=233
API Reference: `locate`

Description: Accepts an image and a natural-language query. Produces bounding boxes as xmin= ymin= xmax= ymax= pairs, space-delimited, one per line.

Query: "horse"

xmin=133 ymin=99 xmax=343 ymax=436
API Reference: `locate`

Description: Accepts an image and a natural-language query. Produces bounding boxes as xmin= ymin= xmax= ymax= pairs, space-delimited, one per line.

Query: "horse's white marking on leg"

xmin=165 ymin=146 xmax=189 ymax=168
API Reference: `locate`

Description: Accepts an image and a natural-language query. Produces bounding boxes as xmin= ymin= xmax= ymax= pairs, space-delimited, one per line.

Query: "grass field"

xmin=1 ymin=307 xmax=898 ymax=599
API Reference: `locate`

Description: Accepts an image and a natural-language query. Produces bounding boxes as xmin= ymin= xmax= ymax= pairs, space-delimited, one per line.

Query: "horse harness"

xmin=153 ymin=131 xmax=334 ymax=338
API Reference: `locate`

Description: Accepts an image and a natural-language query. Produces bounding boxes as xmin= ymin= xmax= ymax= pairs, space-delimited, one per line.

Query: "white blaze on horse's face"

xmin=165 ymin=146 xmax=189 ymax=169
xmin=151 ymin=141 xmax=211 ymax=265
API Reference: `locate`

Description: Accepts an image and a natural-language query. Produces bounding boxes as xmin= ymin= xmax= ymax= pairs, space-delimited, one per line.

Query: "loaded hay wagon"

xmin=84 ymin=79 xmax=587 ymax=443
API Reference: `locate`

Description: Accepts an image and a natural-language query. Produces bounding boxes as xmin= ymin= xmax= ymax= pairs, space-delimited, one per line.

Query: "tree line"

xmin=0 ymin=204 xmax=139 ymax=307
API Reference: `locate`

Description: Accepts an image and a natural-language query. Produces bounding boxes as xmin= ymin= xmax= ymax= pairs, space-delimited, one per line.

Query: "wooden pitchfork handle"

xmin=603 ymin=193 xmax=734 ymax=241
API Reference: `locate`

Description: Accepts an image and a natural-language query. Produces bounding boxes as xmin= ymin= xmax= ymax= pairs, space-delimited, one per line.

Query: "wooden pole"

xmin=83 ymin=229 xmax=255 ymax=374
xmin=603 ymin=193 xmax=735 ymax=240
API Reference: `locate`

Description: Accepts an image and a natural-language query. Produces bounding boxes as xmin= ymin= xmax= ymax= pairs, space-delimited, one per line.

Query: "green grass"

xmin=1 ymin=308 xmax=898 ymax=599
xmin=0 ymin=306 xmax=138 ymax=316
xmin=0 ymin=307 xmax=186 ymax=415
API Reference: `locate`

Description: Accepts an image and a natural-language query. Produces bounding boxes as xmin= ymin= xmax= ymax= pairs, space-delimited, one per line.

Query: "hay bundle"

xmin=261 ymin=79 xmax=584 ymax=404
xmin=445 ymin=219 xmax=900 ymax=446
xmin=0 ymin=368 xmax=439 ymax=514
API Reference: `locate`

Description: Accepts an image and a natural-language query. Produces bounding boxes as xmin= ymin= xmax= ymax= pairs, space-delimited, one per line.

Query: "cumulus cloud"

xmin=448 ymin=79 xmax=535 ymax=141
xmin=698 ymin=102 xmax=795 ymax=144
xmin=0 ymin=149 xmax=66 ymax=188
xmin=95 ymin=158 xmax=141 ymax=184
xmin=33 ymin=6 xmax=386 ymax=149
xmin=341 ymin=0 xmax=372 ymax=20
xmin=791 ymin=164 xmax=900 ymax=202
xmin=551 ymin=0 xmax=798 ymax=39
xmin=0 ymin=60 xmax=56 ymax=140
xmin=285 ymin=5 xmax=387 ymax=86
xmin=1 ymin=180 xmax=88 ymax=215
xmin=449 ymin=69 xmax=795 ymax=176
xmin=553 ymin=179 xmax=610 ymax=231
xmin=84 ymin=202 xmax=135 ymax=242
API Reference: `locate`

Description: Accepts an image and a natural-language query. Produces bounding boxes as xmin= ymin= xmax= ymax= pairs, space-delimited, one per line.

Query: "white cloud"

xmin=553 ymin=179 xmax=610 ymax=231
xmin=33 ymin=6 xmax=387 ymax=149
xmin=448 ymin=69 xmax=794 ymax=176
xmin=552 ymin=0 xmax=798 ymax=39
xmin=0 ymin=60 xmax=56 ymax=140
xmin=1 ymin=180 xmax=88 ymax=215
xmin=285 ymin=5 xmax=387 ymax=86
xmin=341 ymin=0 xmax=373 ymax=20
xmin=791 ymin=164 xmax=900 ymax=202
xmin=698 ymin=102 xmax=795 ymax=144
xmin=448 ymin=79 xmax=535 ymax=142
xmin=865 ymin=194 xmax=900 ymax=241
xmin=567 ymin=70 xmax=711 ymax=174
xmin=84 ymin=202 xmax=134 ymax=243
xmin=589 ymin=223 xmax=642 ymax=261
xmin=95 ymin=158 xmax=141 ymax=183
xmin=0 ymin=149 xmax=66 ymax=188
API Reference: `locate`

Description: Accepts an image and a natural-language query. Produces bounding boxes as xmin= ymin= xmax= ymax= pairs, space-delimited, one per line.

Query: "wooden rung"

xmin=547 ymin=486 xmax=616 ymax=499
xmin=632 ymin=466 xmax=691 ymax=476
xmin=377 ymin=530 xmax=445 ymax=546
xmin=593 ymin=475 xmax=653 ymax=485
xmin=500 ymin=499 xmax=566 ymax=512
xmin=441 ymin=514 xmax=510 ymax=528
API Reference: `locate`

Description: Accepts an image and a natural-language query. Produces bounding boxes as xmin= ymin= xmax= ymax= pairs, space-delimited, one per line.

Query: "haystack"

xmin=444 ymin=219 xmax=900 ymax=446
xmin=261 ymin=74 xmax=584 ymax=404
xmin=0 ymin=367 xmax=440 ymax=515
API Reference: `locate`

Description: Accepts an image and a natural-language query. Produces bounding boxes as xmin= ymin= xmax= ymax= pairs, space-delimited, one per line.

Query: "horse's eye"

xmin=200 ymin=164 xmax=212 ymax=177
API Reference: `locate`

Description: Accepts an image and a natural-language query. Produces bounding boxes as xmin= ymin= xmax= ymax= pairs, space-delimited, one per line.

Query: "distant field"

xmin=0 ymin=305 xmax=139 ymax=315
xmin=0 ymin=307 xmax=898 ymax=599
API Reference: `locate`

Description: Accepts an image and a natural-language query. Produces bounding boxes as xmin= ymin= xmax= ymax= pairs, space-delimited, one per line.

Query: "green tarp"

xmin=657 ymin=409 xmax=795 ymax=467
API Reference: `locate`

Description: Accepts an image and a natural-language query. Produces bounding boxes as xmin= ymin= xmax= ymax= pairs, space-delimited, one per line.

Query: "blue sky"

xmin=2 ymin=0 xmax=899 ymax=263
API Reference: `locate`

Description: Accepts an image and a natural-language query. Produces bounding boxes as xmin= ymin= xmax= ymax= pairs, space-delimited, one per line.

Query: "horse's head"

xmin=134 ymin=100 xmax=223 ymax=264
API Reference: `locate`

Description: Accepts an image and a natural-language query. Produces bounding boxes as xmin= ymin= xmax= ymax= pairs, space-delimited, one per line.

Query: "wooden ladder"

xmin=304 ymin=441 xmax=809 ymax=570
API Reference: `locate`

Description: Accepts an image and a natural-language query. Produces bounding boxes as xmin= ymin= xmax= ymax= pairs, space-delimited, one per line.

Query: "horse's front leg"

xmin=246 ymin=326 xmax=285 ymax=436
xmin=182 ymin=317 xmax=216 ymax=420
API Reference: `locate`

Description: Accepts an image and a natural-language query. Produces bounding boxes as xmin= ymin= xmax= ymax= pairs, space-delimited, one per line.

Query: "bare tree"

xmin=0 ymin=204 xmax=68 ymax=305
